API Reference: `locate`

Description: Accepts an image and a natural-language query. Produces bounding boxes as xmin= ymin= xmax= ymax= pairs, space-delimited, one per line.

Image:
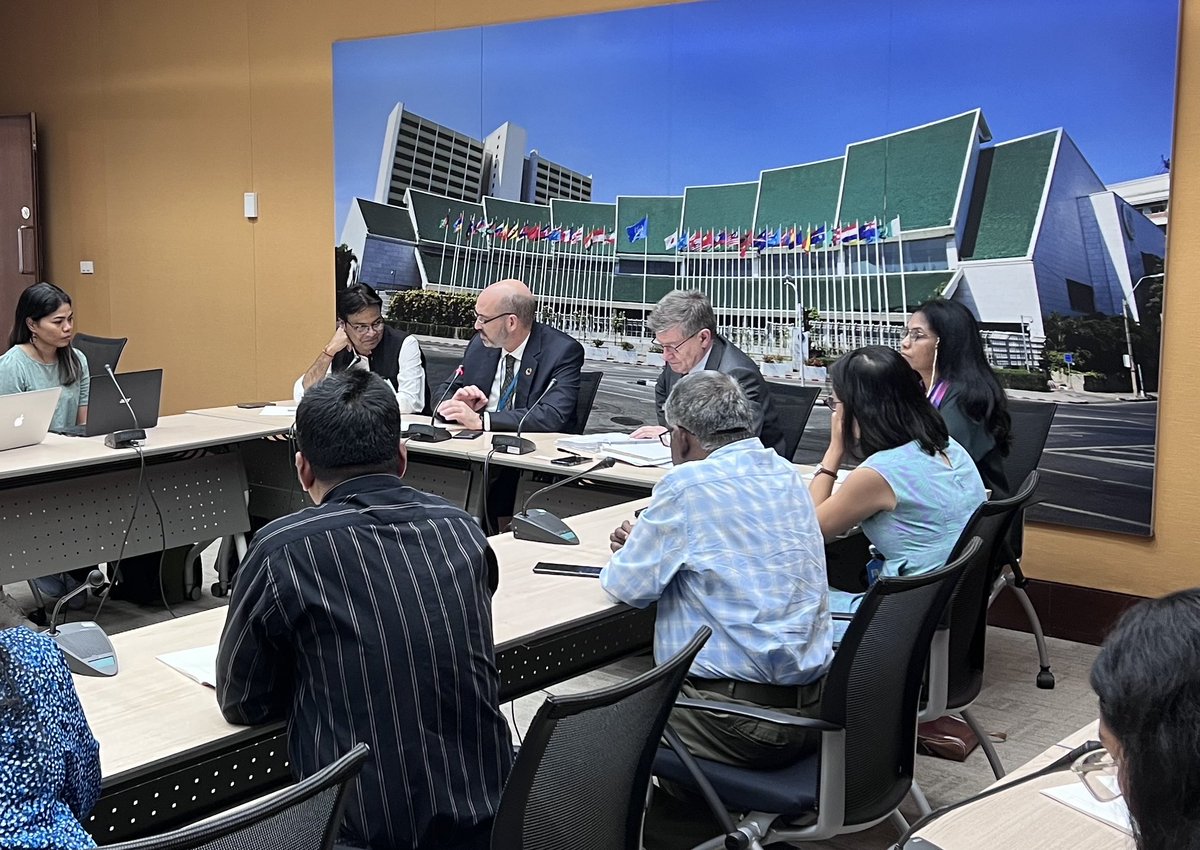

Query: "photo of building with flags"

xmin=341 ymin=107 xmax=1164 ymax=366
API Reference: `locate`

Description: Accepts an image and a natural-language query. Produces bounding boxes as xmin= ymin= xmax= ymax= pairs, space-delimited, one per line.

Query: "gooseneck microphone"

xmin=891 ymin=739 xmax=1105 ymax=848
xmin=104 ymin=364 xmax=146 ymax=448
xmin=405 ymin=364 xmax=462 ymax=443
xmin=46 ymin=569 xmax=119 ymax=677
xmin=511 ymin=457 xmax=618 ymax=544
xmin=492 ymin=378 xmax=558 ymax=455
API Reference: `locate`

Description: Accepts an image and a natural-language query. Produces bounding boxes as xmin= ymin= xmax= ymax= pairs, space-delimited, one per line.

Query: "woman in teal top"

xmin=0 ymin=283 xmax=90 ymax=602
xmin=0 ymin=282 xmax=89 ymax=431
xmin=809 ymin=346 xmax=986 ymax=619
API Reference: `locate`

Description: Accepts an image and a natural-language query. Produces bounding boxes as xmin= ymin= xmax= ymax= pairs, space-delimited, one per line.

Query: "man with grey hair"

xmin=601 ymin=371 xmax=831 ymax=773
xmin=631 ymin=289 xmax=785 ymax=457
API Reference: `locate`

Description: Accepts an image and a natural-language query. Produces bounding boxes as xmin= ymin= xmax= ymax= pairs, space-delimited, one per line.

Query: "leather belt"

xmin=688 ymin=677 xmax=813 ymax=709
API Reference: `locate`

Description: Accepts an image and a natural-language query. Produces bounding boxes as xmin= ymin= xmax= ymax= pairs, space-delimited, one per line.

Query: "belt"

xmin=688 ymin=677 xmax=818 ymax=709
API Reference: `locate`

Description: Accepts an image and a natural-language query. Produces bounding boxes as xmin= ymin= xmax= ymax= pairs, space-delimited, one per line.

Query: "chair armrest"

xmin=673 ymin=697 xmax=842 ymax=731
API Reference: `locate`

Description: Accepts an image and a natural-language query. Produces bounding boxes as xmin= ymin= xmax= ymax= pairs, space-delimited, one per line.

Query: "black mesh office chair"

xmin=996 ymin=399 xmax=1057 ymax=688
xmin=766 ymin=384 xmax=821 ymax=461
xmin=918 ymin=471 xmax=1041 ymax=786
xmin=652 ymin=540 xmax=980 ymax=848
xmin=491 ymin=627 xmax=710 ymax=850
xmin=72 ymin=333 xmax=128 ymax=376
xmin=569 ymin=371 xmax=603 ymax=435
xmin=102 ymin=743 xmax=369 ymax=850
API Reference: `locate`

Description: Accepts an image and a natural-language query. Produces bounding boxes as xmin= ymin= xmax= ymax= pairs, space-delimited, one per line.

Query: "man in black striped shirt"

xmin=217 ymin=370 xmax=511 ymax=850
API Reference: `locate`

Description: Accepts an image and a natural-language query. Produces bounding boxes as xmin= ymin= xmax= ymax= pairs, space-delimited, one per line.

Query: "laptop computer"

xmin=54 ymin=369 xmax=163 ymax=437
xmin=0 ymin=386 xmax=62 ymax=451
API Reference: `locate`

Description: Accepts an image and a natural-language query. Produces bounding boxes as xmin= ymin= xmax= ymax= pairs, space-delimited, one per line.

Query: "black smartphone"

xmin=532 ymin=562 xmax=602 ymax=578
xmin=236 ymin=402 xmax=272 ymax=409
xmin=551 ymin=454 xmax=590 ymax=466
xmin=452 ymin=430 xmax=483 ymax=440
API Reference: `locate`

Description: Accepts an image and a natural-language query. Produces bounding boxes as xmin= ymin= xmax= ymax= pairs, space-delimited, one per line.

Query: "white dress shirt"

xmin=293 ymin=335 xmax=425 ymax=414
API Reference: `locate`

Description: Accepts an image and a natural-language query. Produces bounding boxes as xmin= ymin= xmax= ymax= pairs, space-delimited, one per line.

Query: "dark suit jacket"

xmin=438 ymin=322 xmax=584 ymax=433
xmin=654 ymin=334 xmax=786 ymax=457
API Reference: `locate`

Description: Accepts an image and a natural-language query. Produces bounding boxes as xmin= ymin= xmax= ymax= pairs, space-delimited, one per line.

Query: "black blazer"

xmin=654 ymin=334 xmax=786 ymax=456
xmin=438 ymin=322 xmax=584 ymax=432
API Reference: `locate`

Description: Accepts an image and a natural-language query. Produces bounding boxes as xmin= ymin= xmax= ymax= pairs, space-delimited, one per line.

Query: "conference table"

xmin=0 ymin=413 xmax=288 ymax=592
xmin=74 ymin=497 xmax=654 ymax=843
xmin=911 ymin=720 xmax=1130 ymax=849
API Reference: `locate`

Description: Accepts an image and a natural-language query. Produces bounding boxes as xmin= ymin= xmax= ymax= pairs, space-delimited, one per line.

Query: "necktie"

xmin=498 ymin=354 xmax=517 ymax=411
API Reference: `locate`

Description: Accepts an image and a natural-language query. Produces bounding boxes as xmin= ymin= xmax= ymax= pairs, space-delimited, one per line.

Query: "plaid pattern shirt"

xmin=601 ymin=439 xmax=832 ymax=685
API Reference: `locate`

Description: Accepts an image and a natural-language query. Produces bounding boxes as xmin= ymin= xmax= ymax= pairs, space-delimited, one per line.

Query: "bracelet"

xmin=322 ymin=348 xmax=338 ymax=358
xmin=814 ymin=466 xmax=838 ymax=481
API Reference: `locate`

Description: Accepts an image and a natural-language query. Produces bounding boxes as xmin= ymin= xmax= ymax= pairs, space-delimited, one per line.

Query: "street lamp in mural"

xmin=1123 ymin=273 xmax=1164 ymax=399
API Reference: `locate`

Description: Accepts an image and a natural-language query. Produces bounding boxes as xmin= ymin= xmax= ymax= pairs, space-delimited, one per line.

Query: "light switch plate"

xmin=80 ymin=261 xmax=95 ymax=274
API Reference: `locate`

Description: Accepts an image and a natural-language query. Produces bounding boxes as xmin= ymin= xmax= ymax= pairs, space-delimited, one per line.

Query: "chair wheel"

xmin=1036 ymin=669 xmax=1055 ymax=689
xmin=211 ymin=582 xmax=228 ymax=598
xmin=189 ymin=586 xmax=202 ymax=601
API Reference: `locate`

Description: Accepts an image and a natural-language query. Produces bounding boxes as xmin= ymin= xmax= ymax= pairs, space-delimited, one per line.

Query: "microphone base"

xmin=402 ymin=423 xmax=452 ymax=443
xmin=48 ymin=621 xmax=119 ymax=677
xmin=105 ymin=429 xmax=145 ymax=449
xmin=511 ymin=509 xmax=580 ymax=544
xmin=491 ymin=435 xmax=536 ymax=455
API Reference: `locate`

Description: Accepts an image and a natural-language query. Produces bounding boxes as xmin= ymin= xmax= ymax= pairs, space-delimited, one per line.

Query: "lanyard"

xmin=497 ymin=373 xmax=519 ymax=411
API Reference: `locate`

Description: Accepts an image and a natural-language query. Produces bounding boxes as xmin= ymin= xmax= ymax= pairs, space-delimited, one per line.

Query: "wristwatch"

xmin=814 ymin=465 xmax=838 ymax=481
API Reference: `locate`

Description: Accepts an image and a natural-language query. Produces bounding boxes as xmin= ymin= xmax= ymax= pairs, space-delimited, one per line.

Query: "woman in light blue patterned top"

xmin=0 ymin=627 xmax=102 ymax=849
xmin=809 ymin=346 xmax=985 ymax=619
xmin=0 ymin=283 xmax=89 ymax=432
xmin=0 ymin=283 xmax=91 ymax=602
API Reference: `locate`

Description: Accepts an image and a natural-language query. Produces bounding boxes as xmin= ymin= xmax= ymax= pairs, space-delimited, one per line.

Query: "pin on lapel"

xmin=524 ymin=367 xmax=533 ymax=376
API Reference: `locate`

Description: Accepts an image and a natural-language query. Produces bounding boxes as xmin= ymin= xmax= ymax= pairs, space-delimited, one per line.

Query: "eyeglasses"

xmin=655 ymin=330 xmax=700 ymax=356
xmin=822 ymin=396 xmax=840 ymax=411
xmin=660 ymin=426 xmax=744 ymax=446
xmin=474 ymin=312 xmax=515 ymax=327
xmin=347 ymin=318 xmax=385 ymax=334
xmin=658 ymin=431 xmax=672 ymax=447
xmin=1072 ymin=748 xmax=1121 ymax=803
xmin=900 ymin=327 xmax=934 ymax=341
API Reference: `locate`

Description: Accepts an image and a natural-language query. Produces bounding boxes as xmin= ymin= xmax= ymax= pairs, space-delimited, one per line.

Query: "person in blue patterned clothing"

xmin=601 ymin=370 xmax=831 ymax=769
xmin=0 ymin=627 xmax=101 ymax=849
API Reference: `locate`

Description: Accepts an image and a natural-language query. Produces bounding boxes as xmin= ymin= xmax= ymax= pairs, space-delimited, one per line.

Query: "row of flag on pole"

xmin=439 ymin=211 xmax=617 ymax=249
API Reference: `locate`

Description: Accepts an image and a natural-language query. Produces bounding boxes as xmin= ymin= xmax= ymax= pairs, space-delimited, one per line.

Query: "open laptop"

xmin=0 ymin=386 xmax=62 ymax=451
xmin=53 ymin=369 xmax=163 ymax=437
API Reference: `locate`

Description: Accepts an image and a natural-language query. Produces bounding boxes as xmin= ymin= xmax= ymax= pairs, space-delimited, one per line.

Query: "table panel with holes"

xmin=77 ymin=498 xmax=656 ymax=843
xmin=0 ymin=414 xmax=292 ymax=586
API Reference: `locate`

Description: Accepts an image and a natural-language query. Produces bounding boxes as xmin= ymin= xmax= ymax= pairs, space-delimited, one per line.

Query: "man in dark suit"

xmin=632 ymin=290 xmax=786 ymax=456
xmin=436 ymin=279 xmax=583 ymax=433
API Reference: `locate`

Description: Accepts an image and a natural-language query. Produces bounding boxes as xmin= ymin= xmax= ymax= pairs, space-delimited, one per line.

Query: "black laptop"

xmin=54 ymin=369 xmax=164 ymax=437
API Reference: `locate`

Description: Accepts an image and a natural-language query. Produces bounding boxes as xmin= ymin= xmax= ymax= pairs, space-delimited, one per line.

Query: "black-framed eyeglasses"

xmin=474 ymin=311 xmax=515 ymax=327
xmin=655 ymin=330 xmax=700 ymax=355
xmin=347 ymin=318 xmax=386 ymax=334
xmin=661 ymin=426 xmax=744 ymax=446
xmin=1072 ymin=748 xmax=1121 ymax=803
xmin=822 ymin=396 xmax=840 ymax=411
xmin=658 ymin=431 xmax=672 ymax=447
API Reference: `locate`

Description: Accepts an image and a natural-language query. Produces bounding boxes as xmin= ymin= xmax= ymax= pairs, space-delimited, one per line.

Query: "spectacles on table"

xmin=1071 ymin=747 xmax=1121 ymax=802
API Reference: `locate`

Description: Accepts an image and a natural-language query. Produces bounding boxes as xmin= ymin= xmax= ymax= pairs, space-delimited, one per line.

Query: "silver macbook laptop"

xmin=0 ymin=387 xmax=62 ymax=451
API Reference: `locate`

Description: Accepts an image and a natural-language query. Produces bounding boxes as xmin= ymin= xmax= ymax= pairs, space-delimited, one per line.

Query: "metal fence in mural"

xmin=417 ymin=213 xmax=1033 ymax=365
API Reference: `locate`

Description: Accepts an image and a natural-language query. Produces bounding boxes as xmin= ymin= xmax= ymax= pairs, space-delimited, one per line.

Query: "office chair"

xmin=72 ymin=333 xmax=128 ymax=376
xmin=918 ymin=471 xmax=1041 ymax=785
xmin=766 ymin=384 xmax=821 ymax=461
xmin=652 ymin=540 xmax=980 ymax=848
xmin=995 ymin=399 xmax=1057 ymax=688
xmin=570 ymin=371 xmax=603 ymax=434
xmin=491 ymin=627 xmax=710 ymax=850
xmin=101 ymin=743 xmax=369 ymax=850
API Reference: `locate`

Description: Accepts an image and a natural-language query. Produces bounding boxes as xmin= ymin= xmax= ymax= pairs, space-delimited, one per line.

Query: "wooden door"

xmin=0 ymin=113 xmax=40 ymax=334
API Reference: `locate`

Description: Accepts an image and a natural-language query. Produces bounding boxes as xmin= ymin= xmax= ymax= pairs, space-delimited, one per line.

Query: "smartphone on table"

xmin=551 ymin=453 xmax=590 ymax=466
xmin=532 ymin=562 xmax=602 ymax=578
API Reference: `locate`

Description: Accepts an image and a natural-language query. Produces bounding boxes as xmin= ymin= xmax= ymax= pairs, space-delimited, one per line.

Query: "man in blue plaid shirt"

xmin=601 ymin=370 xmax=832 ymax=770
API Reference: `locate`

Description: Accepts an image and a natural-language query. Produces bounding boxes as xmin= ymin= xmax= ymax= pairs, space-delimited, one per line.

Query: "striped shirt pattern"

xmin=217 ymin=475 xmax=512 ymax=850
xmin=600 ymin=439 xmax=833 ymax=686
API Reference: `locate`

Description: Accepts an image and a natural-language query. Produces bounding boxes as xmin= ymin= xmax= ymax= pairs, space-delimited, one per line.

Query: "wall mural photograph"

xmin=332 ymin=0 xmax=1176 ymax=536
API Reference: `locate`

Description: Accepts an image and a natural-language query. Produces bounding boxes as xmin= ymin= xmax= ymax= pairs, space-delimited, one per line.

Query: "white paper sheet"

xmin=157 ymin=644 xmax=218 ymax=688
xmin=1041 ymin=781 xmax=1132 ymax=835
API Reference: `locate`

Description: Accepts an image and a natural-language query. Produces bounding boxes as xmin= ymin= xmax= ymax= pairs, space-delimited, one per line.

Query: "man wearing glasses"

xmin=435 ymin=278 xmax=583 ymax=433
xmin=295 ymin=283 xmax=428 ymax=413
xmin=631 ymin=290 xmax=785 ymax=457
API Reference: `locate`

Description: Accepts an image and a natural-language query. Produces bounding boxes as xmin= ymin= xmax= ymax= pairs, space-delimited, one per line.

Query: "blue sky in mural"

xmin=332 ymin=0 xmax=1177 ymax=233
